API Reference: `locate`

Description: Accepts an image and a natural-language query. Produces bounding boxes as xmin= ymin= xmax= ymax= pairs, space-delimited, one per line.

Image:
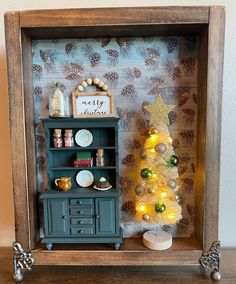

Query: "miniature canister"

xmin=53 ymin=129 xmax=63 ymax=148
xmin=64 ymin=129 xmax=74 ymax=147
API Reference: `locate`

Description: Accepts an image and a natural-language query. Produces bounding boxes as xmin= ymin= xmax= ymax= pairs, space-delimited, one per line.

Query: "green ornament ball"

xmin=140 ymin=168 xmax=153 ymax=179
xmin=169 ymin=155 xmax=179 ymax=166
xmin=154 ymin=202 xmax=166 ymax=213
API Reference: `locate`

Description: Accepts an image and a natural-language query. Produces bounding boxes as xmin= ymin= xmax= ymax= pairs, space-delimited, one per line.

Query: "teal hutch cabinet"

xmin=40 ymin=118 xmax=122 ymax=250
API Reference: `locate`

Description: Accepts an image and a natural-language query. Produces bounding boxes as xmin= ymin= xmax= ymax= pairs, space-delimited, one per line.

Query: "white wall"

xmin=0 ymin=0 xmax=235 ymax=247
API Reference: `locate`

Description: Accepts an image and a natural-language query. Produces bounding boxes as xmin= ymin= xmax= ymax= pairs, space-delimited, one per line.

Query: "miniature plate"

xmin=76 ymin=170 xmax=94 ymax=187
xmin=75 ymin=129 xmax=93 ymax=147
xmin=93 ymin=185 xmax=112 ymax=191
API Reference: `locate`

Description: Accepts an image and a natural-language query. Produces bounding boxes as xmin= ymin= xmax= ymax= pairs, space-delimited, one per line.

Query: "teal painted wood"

xmin=47 ymin=199 xmax=69 ymax=237
xmin=95 ymin=198 xmax=116 ymax=235
xmin=40 ymin=118 xmax=122 ymax=249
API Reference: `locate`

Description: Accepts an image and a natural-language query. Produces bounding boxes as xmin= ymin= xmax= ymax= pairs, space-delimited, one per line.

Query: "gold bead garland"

xmin=75 ymin=77 xmax=109 ymax=95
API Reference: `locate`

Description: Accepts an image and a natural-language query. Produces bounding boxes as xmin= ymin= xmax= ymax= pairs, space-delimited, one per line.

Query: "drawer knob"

xmin=96 ymin=215 xmax=100 ymax=219
xmin=62 ymin=215 xmax=67 ymax=219
xmin=79 ymin=230 xmax=84 ymax=234
xmin=78 ymin=220 xmax=83 ymax=224
xmin=77 ymin=200 xmax=83 ymax=205
xmin=78 ymin=210 xmax=83 ymax=214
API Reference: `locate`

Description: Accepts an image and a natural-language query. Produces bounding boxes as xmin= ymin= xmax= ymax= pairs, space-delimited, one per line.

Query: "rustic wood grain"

xmin=32 ymin=238 xmax=201 ymax=266
xmin=21 ymin=31 xmax=39 ymax=249
xmin=195 ymin=26 xmax=208 ymax=249
xmin=203 ymin=6 xmax=225 ymax=250
xmin=1 ymin=247 xmax=236 ymax=283
xmin=4 ymin=12 xmax=31 ymax=250
xmin=19 ymin=7 xmax=209 ymax=28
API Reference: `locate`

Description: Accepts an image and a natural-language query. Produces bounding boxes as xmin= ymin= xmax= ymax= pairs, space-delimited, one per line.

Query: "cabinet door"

xmin=46 ymin=199 xmax=69 ymax=236
xmin=95 ymin=198 xmax=116 ymax=235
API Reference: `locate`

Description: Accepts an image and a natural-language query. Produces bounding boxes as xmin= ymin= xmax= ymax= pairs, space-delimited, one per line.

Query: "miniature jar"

xmin=53 ymin=129 xmax=63 ymax=148
xmin=96 ymin=148 xmax=104 ymax=167
xmin=64 ymin=129 xmax=74 ymax=148
xmin=49 ymin=82 xmax=69 ymax=118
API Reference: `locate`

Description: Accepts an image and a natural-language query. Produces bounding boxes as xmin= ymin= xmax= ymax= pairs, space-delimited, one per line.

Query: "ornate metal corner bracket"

xmin=199 ymin=241 xmax=221 ymax=281
xmin=12 ymin=242 xmax=35 ymax=282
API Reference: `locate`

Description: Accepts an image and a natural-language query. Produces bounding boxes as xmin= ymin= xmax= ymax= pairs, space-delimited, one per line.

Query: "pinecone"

xmin=191 ymin=163 xmax=195 ymax=173
xmin=65 ymin=42 xmax=73 ymax=54
xmin=120 ymin=84 xmax=136 ymax=101
xmin=90 ymin=52 xmax=101 ymax=67
xmin=147 ymin=86 xmax=162 ymax=96
xmin=171 ymin=66 xmax=181 ymax=80
xmin=65 ymin=42 xmax=77 ymax=56
xmin=121 ymin=154 xmax=136 ymax=168
xmin=178 ymin=164 xmax=187 ymax=175
xmin=146 ymin=47 xmax=160 ymax=59
xmin=116 ymin=38 xmax=130 ymax=48
xmin=179 ymin=153 xmax=191 ymax=164
xmin=192 ymin=93 xmax=197 ymax=104
xmin=180 ymin=130 xmax=194 ymax=145
xmin=133 ymin=139 xmax=141 ymax=149
xmin=34 ymin=86 xmax=43 ymax=96
xmin=70 ymin=63 xmax=83 ymax=74
xmin=181 ymin=177 xmax=194 ymax=193
xmin=166 ymin=38 xmax=178 ymax=53
xmin=145 ymin=58 xmax=157 ymax=67
xmin=125 ymin=139 xmax=141 ymax=151
xmin=182 ymin=108 xmax=195 ymax=125
xmin=40 ymin=50 xmax=50 ymax=63
xmin=65 ymin=73 xmax=77 ymax=81
xmin=36 ymin=156 xmax=46 ymax=171
xmin=180 ymin=57 xmax=196 ymax=75
xmin=172 ymin=138 xmax=180 ymax=149
xmin=101 ymin=37 xmax=111 ymax=47
xmin=33 ymin=64 xmax=43 ymax=74
xmin=186 ymin=204 xmax=194 ymax=217
xmin=35 ymin=135 xmax=45 ymax=144
xmin=104 ymin=71 xmax=119 ymax=86
xmin=142 ymin=101 xmax=149 ymax=114
xmin=106 ymin=49 xmax=119 ymax=58
xmin=150 ymin=77 xmax=165 ymax=87
xmin=162 ymin=225 xmax=173 ymax=233
xmin=168 ymin=111 xmax=177 ymax=125
xmin=177 ymin=218 xmax=189 ymax=234
xmin=132 ymin=67 xmax=141 ymax=78
xmin=121 ymin=200 xmax=136 ymax=216
xmin=119 ymin=177 xmax=133 ymax=191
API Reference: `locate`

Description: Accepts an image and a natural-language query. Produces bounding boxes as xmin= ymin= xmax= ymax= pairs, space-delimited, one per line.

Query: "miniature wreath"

xmin=75 ymin=77 xmax=108 ymax=93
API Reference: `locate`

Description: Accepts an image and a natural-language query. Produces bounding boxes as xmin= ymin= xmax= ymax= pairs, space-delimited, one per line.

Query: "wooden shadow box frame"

xmin=5 ymin=5 xmax=224 ymax=279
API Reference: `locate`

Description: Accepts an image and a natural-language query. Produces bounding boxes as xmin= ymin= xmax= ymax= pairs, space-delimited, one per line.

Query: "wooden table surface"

xmin=0 ymin=247 xmax=235 ymax=283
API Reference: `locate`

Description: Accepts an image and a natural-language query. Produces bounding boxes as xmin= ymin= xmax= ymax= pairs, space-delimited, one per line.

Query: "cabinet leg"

xmin=46 ymin=243 xmax=53 ymax=250
xmin=114 ymin=243 xmax=121 ymax=250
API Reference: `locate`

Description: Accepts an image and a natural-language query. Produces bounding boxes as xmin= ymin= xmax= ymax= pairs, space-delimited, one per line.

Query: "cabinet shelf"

xmin=50 ymin=166 xmax=116 ymax=170
xmin=49 ymin=147 xmax=116 ymax=151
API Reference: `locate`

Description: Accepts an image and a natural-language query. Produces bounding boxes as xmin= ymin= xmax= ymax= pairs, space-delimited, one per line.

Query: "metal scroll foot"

xmin=12 ymin=242 xmax=35 ymax=282
xmin=199 ymin=241 xmax=221 ymax=281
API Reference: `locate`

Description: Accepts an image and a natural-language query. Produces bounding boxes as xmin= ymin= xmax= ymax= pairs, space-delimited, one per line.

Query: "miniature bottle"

xmin=64 ymin=129 xmax=74 ymax=148
xmin=96 ymin=148 xmax=104 ymax=167
xmin=53 ymin=129 xmax=63 ymax=148
xmin=49 ymin=82 xmax=69 ymax=118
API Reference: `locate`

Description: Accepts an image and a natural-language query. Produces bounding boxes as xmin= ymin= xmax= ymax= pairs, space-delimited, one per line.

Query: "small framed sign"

xmin=72 ymin=91 xmax=114 ymax=118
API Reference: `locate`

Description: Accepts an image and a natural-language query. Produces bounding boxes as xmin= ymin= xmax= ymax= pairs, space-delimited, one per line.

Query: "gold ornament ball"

xmin=135 ymin=185 xmax=144 ymax=196
xmin=168 ymin=179 xmax=177 ymax=189
xmin=155 ymin=143 xmax=167 ymax=154
xmin=142 ymin=214 xmax=150 ymax=222
xmin=148 ymin=187 xmax=155 ymax=194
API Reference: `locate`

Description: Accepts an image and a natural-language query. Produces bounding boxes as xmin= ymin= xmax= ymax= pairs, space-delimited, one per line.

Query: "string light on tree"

xmin=134 ymin=95 xmax=182 ymax=250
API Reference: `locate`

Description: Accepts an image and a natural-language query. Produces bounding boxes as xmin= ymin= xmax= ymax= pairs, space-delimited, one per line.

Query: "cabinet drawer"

xmin=70 ymin=198 xmax=93 ymax=206
xmin=70 ymin=217 xmax=94 ymax=225
xmin=70 ymin=208 xmax=93 ymax=216
xmin=71 ymin=227 xmax=94 ymax=236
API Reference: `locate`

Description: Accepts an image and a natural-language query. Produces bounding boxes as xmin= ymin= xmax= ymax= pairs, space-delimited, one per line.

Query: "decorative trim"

xmin=199 ymin=241 xmax=221 ymax=281
xmin=12 ymin=242 xmax=34 ymax=282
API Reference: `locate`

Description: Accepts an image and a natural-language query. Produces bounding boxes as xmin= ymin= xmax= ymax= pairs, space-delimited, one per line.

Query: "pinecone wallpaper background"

xmin=33 ymin=36 xmax=198 ymax=238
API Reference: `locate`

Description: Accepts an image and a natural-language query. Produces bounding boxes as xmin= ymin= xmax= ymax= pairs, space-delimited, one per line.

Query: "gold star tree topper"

xmin=144 ymin=95 xmax=175 ymax=126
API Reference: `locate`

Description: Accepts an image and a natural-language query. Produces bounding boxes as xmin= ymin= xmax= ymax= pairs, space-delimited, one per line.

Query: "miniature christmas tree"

xmin=135 ymin=95 xmax=182 ymax=250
